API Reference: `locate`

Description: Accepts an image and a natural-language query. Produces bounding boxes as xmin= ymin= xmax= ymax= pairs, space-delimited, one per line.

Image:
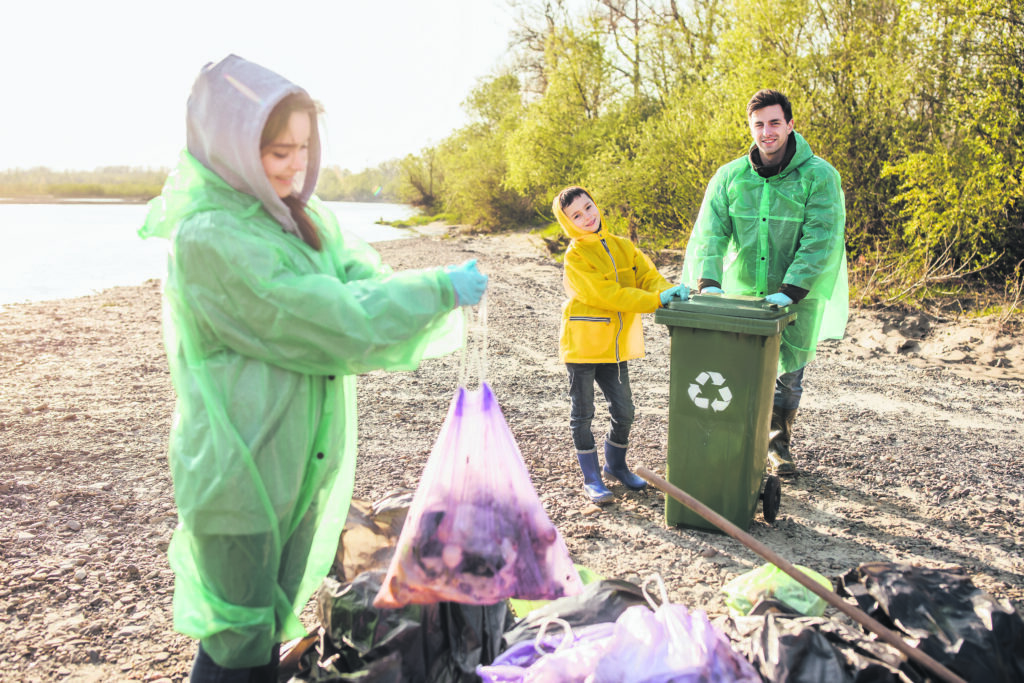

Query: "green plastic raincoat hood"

xmin=139 ymin=55 xmax=463 ymax=667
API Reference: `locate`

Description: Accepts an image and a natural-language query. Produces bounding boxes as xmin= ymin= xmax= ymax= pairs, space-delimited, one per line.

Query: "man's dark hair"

xmin=558 ymin=186 xmax=592 ymax=210
xmin=746 ymin=89 xmax=792 ymax=122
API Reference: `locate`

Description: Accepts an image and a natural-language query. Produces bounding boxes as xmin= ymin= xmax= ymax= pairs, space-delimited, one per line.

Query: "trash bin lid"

xmin=654 ymin=294 xmax=797 ymax=336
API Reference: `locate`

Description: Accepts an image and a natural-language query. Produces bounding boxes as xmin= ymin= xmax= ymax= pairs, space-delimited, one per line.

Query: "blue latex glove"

xmin=701 ymin=286 xmax=724 ymax=294
xmin=765 ymin=292 xmax=793 ymax=306
xmin=445 ymin=259 xmax=488 ymax=306
xmin=659 ymin=284 xmax=689 ymax=305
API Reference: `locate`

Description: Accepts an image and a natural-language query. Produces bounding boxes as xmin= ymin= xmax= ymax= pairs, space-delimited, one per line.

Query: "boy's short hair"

xmin=557 ymin=186 xmax=592 ymax=211
xmin=746 ymin=89 xmax=792 ymax=122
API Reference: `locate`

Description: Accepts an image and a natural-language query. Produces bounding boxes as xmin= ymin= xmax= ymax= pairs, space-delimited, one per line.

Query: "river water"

xmin=0 ymin=201 xmax=416 ymax=307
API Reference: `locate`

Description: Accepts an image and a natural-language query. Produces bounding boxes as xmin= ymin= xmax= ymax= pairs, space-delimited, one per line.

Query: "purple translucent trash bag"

xmin=593 ymin=576 xmax=761 ymax=683
xmin=477 ymin=618 xmax=618 ymax=683
xmin=374 ymin=382 xmax=583 ymax=608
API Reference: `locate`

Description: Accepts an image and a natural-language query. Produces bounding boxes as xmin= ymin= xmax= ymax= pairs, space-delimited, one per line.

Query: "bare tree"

xmin=506 ymin=0 xmax=575 ymax=97
xmin=595 ymin=0 xmax=648 ymax=99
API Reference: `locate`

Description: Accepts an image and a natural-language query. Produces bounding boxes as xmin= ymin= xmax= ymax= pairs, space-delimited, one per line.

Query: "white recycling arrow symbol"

xmin=687 ymin=371 xmax=732 ymax=412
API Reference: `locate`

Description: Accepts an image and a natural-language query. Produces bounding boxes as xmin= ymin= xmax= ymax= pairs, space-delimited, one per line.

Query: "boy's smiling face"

xmin=565 ymin=194 xmax=601 ymax=232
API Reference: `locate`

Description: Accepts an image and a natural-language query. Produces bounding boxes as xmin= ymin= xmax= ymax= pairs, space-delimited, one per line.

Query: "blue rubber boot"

xmin=603 ymin=439 xmax=647 ymax=490
xmin=577 ymin=450 xmax=614 ymax=504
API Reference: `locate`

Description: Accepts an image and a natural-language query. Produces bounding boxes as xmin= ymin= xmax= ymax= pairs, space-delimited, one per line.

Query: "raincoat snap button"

xmin=316 ymin=452 xmax=324 ymax=460
xmin=327 ymin=375 xmax=335 ymax=380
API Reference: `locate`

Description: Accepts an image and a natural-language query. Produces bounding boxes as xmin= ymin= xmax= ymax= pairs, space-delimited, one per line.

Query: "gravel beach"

xmin=1 ymin=226 xmax=1022 ymax=682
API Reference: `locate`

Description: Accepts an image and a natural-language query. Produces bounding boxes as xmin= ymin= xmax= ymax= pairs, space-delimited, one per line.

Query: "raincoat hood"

xmin=747 ymin=130 xmax=804 ymax=178
xmin=553 ymin=188 xmax=604 ymax=243
xmin=186 ymin=54 xmax=321 ymax=238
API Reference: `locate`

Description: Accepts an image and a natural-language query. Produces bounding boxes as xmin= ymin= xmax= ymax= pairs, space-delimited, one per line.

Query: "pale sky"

xmin=2 ymin=0 xmax=520 ymax=172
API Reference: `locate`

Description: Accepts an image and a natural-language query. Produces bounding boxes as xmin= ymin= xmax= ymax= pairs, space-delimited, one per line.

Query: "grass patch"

xmin=533 ymin=222 xmax=568 ymax=262
xmin=378 ymin=212 xmax=458 ymax=228
xmin=533 ymin=222 xmax=562 ymax=240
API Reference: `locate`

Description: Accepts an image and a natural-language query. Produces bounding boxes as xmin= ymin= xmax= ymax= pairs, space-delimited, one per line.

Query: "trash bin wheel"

xmin=762 ymin=475 xmax=782 ymax=523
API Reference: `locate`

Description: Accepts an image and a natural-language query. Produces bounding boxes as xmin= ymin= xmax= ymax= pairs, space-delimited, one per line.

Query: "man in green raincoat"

xmin=682 ymin=89 xmax=848 ymax=476
xmin=139 ymin=55 xmax=487 ymax=681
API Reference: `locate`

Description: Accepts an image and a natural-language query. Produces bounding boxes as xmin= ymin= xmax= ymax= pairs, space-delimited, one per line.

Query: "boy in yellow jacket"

xmin=554 ymin=186 xmax=687 ymax=503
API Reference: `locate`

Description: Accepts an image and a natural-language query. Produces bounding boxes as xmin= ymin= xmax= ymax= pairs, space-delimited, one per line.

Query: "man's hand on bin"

xmin=700 ymin=286 xmax=724 ymax=294
xmin=660 ymin=284 xmax=689 ymax=305
xmin=765 ymin=292 xmax=793 ymax=306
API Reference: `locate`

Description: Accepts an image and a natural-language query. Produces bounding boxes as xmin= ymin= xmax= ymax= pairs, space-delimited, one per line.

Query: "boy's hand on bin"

xmin=660 ymin=284 xmax=689 ymax=305
xmin=445 ymin=259 xmax=488 ymax=306
xmin=700 ymin=286 xmax=724 ymax=294
xmin=764 ymin=292 xmax=793 ymax=306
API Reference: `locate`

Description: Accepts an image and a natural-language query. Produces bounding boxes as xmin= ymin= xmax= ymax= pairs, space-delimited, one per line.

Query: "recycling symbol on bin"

xmin=688 ymin=371 xmax=732 ymax=412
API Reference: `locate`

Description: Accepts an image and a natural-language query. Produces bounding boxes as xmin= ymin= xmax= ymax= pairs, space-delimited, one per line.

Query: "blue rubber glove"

xmin=659 ymin=284 xmax=689 ymax=305
xmin=445 ymin=259 xmax=488 ymax=306
xmin=765 ymin=292 xmax=793 ymax=306
xmin=701 ymin=286 xmax=724 ymax=294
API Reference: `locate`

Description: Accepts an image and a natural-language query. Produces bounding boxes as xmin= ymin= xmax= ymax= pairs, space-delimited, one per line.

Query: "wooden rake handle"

xmin=635 ymin=466 xmax=967 ymax=683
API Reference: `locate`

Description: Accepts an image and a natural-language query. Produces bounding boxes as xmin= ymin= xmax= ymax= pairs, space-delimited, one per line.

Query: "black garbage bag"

xmin=290 ymin=569 xmax=512 ymax=682
xmin=501 ymin=578 xmax=652 ymax=648
xmin=838 ymin=562 xmax=1024 ymax=683
xmin=717 ymin=613 xmax=924 ymax=683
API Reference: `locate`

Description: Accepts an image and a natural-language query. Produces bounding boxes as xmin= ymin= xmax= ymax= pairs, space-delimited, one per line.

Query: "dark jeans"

xmin=190 ymin=643 xmax=280 ymax=683
xmin=774 ymin=366 xmax=805 ymax=411
xmin=567 ymin=362 xmax=635 ymax=452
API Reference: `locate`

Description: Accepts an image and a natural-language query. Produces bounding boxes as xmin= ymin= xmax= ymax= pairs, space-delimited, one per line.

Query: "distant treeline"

xmin=0 ymin=165 xmax=405 ymax=204
xmin=315 ymin=164 xmax=406 ymax=203
xmin=0 ymin=167 xmax=170 ymax=201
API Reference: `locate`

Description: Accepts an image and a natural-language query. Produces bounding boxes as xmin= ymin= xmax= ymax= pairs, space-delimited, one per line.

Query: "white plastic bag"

xmin=477 ymin=617 xmax=617 ymax=683
xmin=593 ymin=575 xmax=761 ymax=683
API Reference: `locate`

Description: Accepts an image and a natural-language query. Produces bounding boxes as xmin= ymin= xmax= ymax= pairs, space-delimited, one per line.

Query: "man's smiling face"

xmin=748 ymin=104 xmax=794 ymax=166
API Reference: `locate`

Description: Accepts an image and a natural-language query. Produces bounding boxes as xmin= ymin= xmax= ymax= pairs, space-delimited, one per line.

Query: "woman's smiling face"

xmin=261 ymin=110 xmax=311 ymax=198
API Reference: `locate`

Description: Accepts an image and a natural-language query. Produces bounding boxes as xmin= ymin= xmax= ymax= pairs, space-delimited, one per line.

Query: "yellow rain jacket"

xmin=555 ymin=191 xmax=673 ymax=363
xmin=139 ymin=55 xmax=462 ymax=668
xmin=682 ymin=132 xmax=849 ymax=373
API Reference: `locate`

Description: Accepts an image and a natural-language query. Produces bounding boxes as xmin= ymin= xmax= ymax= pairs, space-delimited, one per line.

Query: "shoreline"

xmin=2 ymin=224 xmax=1020 ymax=383
xmin=0 ymin=196 xmax=412 ymax=206
xmin=0 ymin=196 xmax=152 ymax=205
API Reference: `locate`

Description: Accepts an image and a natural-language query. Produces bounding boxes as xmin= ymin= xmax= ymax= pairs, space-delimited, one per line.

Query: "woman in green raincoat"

xmin=139 ymin=55 xmax=487 ymax=682
xmin=682 ymin=89 xmax=848 ymax=477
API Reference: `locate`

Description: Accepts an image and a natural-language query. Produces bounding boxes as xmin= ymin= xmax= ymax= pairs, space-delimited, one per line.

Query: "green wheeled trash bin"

xmin=654 ymin=294 xmax=797 ymax=532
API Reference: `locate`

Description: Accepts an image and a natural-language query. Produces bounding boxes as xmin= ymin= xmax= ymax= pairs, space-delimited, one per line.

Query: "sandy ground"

xmin=1 ymin=226 xmax=1022 ymax=682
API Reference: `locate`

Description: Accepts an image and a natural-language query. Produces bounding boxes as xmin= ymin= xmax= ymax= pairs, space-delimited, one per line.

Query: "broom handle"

xmin=635 ymin=466 xmax=967 ymax=683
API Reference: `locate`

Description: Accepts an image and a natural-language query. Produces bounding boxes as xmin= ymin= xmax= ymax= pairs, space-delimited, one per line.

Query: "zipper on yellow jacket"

xmin=600 ymin=237 xmax=624 ymax=363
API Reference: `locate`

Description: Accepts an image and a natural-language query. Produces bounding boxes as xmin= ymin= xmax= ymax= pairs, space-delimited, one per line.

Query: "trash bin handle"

xmin=635 ymin=466 xmax=968 ymax=683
